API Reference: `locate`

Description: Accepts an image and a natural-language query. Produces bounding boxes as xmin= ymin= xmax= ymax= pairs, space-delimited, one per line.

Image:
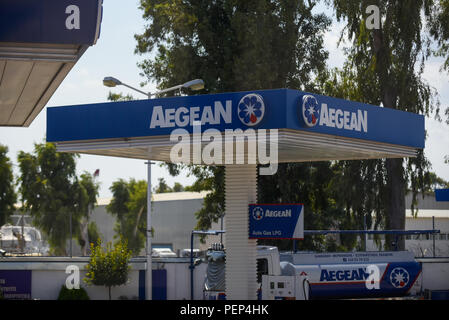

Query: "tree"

xmin=17 ymin=143 xmax=83 ymax=255
xmin=321 ymin=0 xmax=449 ymax=250
xmin=134 ymin=0 xmax=332 ymax=246
xmin=0 ymin=144 xmax=16 ymax=227
xmin=106 ymin=178 xmax=149 ymax=255
xmin=424 ymin=172 xmax=449 ymax=192
xmin=429 ymin=0 xmax=449 ymax=73
xmin=84 ymin=238 xmax=131 ymax=300
xmin=258 ymin=162 xmax=350 ymax=251
xmin=87 ymin=221 xmax=102 ymax=248
xmin=136 ymin=0 xmax=329 ymax=93
xmin=173 ymin=182 xmax=184 ymax=192
xmin=76 ymin=172 xmax=100 ymax=255
xmin=428 ymin=0 xmax=449 ymax=161
xmin=106 ymin=179 xmax=130 ymax=236
xmin=107 ymin=91 xmax=134 ymax=102
xmin=154 ymin=177 xmax=172 ymax=193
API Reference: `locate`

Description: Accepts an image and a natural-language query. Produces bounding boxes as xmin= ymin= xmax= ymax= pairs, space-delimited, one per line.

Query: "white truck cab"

xmin=256 ymin=246 xmax=281 ymax=278
xmin=258 ymin=246 xmax=310 ymax=300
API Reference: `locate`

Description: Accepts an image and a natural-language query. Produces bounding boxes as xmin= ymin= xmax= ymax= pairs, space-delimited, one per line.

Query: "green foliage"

xmin=135 ymin=0 xmax=330 ymax=93
xmin=258 ymin=162 xmax=351 ymax=251
xmin=76 ymin=172 xmax=100 ymax=254
xmin=423 ymin=172 xmax=449 ymax=192
xmin=134 ymin=0 xmax=342 ymax=250
xmin=428 ymin=0 xmax=449 ymax=72
xmin=88 ymin=221 xmax=102 ymax=248
xmin=107 ymin=179 xmax=130 ymax=225
xmin=321 ymin=0 xmax=449 ymax=249
xmin=17 ymin=142 xmax=83 ymax=255
xmin=17 ymin=143 xmax=98 ymax=255
xmin=173 ymin=182 xmax=184 ymax=192
xmin=84 ymin=238 xmax=131 ymax=300
xmin=0 ymin=144 xmax=16 ymax=227
xmin=107 ymin=92 xmax=135 ymax=102
xmin=154 ymin=177 xmax=172 ymax=193
xmin=106 ymin=179 xmax=149 ymax=255
xmin=152 ymin=177 xmax=188 ymax=193
xmin=133 ymin=0 xmax=449 ymax=253
xmin=57 ymin=285 xmax=90 ymax=300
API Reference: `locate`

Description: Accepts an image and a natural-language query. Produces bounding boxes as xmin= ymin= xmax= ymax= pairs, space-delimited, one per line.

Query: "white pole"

xmin=146 ymin=161 xmax=152 ymax=300
xmin=225 ymin=164 xmax=258 ymax=300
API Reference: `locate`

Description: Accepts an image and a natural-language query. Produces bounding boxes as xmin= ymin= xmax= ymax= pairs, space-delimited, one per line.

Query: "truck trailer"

xmin=203 ymin=245 xmax=424 ymax=300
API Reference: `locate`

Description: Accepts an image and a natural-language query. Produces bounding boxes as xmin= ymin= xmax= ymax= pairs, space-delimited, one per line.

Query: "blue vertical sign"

xmin=249 ymin=204 xmax=304 ymax=239
xmin=435 ymin=189 xmax=449 ymax=202
xmin=0 ymin=270 xmax=32 ymax=300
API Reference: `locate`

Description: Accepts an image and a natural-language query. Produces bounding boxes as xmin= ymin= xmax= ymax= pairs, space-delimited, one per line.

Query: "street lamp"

xmin=103 ymin=76 xmax=204 ymax=98
xmin=102 ymin=77 xmax=205 ymax=300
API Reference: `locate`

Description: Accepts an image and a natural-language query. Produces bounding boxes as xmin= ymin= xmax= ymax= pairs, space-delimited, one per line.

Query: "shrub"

xmin=57 ymin=285 xmax=90 ymax=300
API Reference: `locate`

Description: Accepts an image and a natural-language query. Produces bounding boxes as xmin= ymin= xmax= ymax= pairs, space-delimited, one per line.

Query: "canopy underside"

xmin=53 ymin=129 xmax=418 ymax=164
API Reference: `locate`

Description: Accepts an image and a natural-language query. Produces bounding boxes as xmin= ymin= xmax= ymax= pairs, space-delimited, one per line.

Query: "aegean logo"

xmin=252 ymin=206 xmax=264 ymax=220
xmin=300 ymin=94 xmax=368 ymax=133
xmin=237 ymin=93 xmax=265 ymax=126
xmin=389 ymin=267 xmax=410 ymax=288
xmin=302 ymin=95 xmax=320 ymax=127
xmin=149 ymin=94 xmax=278 ymax=175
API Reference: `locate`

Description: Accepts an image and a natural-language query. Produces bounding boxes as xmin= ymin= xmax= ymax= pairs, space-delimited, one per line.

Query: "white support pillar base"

xmin=225 ymin=164 xmax=258 ymax=300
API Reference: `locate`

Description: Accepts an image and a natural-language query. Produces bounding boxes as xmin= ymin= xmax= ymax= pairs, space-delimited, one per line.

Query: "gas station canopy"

xmin=46 ymin=88 xmax=424 ymax=163
xmin=47 ymin=88 xmax=425 ymax=300
xmin=0 ymin=0 xmax=103 ymax=127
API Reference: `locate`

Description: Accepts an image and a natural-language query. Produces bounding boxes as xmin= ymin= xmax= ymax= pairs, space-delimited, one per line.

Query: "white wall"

xmin=418 ymin=259 xmax=449 ymax=291
xmin=165 ymin=262 xmax=207 ymax=300
xmin=31 ymin=269 xmax=140 ymax=300
xmin=0 ymin=257 xmax=208 ymax=300
xmin=152 ymin=198 xmax=204 ymax=252
xmin=366 ymin=216 xmax=449 ymax=256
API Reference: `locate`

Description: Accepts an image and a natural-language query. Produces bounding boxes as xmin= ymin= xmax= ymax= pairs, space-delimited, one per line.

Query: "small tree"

xmin=84 ymin=238 xmax=131 ymax=300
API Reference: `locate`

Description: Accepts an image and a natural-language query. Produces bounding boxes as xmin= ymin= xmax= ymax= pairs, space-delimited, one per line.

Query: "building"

xmin=2 ymin=191 xmax=213 ymax=256
xmin=92 ymin=191 xmax=211 ymax=255
xmin=365 ymin=193 xmax=449 ymax=256
xmin=5 ymin=191 xmax=447 ymax=257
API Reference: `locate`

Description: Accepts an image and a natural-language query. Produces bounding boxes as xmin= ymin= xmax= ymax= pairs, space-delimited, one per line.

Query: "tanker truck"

xmin=203 ymin=245 xmax=423 ymax=300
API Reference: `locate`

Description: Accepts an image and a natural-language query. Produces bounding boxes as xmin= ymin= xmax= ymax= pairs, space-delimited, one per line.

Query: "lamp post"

xmin=103 ymin=77 xmax=204 ymax=98
xmin=102 ymin=76 xmax=205 ymax=300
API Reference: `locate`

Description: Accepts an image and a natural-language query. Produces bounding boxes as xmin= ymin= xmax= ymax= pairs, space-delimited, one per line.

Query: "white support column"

xmin=225 ymin=164 xmax=258 ymax=300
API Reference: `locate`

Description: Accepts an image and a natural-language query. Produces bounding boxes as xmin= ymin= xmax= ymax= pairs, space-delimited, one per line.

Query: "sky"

xmin=0 ymin=0 xmax=448 ymax=199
